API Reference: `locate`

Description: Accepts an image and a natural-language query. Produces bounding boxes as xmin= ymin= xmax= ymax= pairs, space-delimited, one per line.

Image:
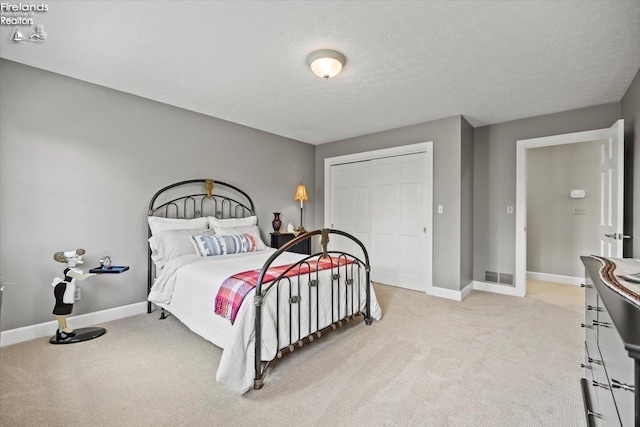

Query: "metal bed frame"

xmin=147 ymin=179 xmax=373 ymax=390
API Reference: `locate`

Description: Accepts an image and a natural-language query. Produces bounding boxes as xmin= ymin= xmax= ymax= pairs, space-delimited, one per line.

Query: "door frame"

xmin=514 ymin=120 xmax=623 ymax=297
xmin=324 ymin=141 xmax=434 ymax=292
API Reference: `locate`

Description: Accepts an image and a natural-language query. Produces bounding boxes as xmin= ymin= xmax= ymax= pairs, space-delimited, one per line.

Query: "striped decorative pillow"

xmin=191 ymin=234 xmax=257 ymax=257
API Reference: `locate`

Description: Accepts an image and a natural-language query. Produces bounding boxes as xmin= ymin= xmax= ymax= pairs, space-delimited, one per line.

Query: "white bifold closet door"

xmin=330 ymin=152 xmax=431 ymax=291
xmin=370 ymin=153 xmax=429 ymax=291
xmin=330 ymin=161 xmax=371 ymax=260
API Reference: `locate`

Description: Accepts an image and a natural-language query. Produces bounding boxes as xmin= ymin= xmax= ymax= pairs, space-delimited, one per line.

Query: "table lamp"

xmin=294 ymin=183 xmax=309 ymax=232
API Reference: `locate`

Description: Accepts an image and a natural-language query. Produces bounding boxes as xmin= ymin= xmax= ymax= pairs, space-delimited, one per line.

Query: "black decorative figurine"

xmin=272 ymin=212 xmax=282 ymax=233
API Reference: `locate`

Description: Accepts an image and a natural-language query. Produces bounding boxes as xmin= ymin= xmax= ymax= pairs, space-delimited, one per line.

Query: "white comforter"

xmin=148 ymin=249 xmax=382 ymax=394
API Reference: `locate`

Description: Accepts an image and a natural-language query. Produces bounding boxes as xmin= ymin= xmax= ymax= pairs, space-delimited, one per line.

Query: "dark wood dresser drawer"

xmin=588 ymin=341 xmax=622 ymax=426
xmin=598 ymin=307 xmax=635 ymax=427
xmin=585 ymin=277 xmax=599 ymax=316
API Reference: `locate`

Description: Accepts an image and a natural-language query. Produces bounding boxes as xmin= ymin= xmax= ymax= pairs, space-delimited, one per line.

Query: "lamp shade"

xmin=294 ymin=183 xmax=309 ymax=202
xmin=307 ymin=50 xmax=346 ymax=80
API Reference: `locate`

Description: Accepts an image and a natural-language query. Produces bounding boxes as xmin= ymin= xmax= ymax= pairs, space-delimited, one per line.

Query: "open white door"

xmin=515 ymin=119 xmax=624 ymax=297
xmin=598 ymin=119 xmax=625 ymax=257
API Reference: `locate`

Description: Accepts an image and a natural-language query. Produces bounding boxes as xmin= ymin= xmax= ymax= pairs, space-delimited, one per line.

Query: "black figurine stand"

xmin=49 ymin=264 xmax=127 ymax=345
xmin=49 ymin=327 xmax=106 ymax=344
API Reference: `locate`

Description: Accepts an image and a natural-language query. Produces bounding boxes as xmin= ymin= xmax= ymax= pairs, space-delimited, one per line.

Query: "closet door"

xmin=371 ymin=153 xmax=430 ymax=291
xmin=330 ymin=161 xmax=371 ymax=260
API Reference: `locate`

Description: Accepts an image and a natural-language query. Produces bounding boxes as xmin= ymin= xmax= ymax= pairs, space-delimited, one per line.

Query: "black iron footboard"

xmin=146 ymin=180 xmax=374 ymax=392
xmin=253 ymin=228 xmax=372 ymax=389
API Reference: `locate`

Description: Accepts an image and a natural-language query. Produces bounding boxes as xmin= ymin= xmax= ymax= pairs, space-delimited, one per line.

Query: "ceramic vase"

xmin=272 ymin=212 xmax=282 ymax=233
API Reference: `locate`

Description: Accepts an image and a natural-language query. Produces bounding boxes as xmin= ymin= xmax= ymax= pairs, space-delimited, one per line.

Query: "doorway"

xmin=526 ymin=140 xmax=602 ymax=286
xmin=514 ymin=120 xmax=625 ymax=297
xmin=324 ymin=142 xmax=434 ymax=292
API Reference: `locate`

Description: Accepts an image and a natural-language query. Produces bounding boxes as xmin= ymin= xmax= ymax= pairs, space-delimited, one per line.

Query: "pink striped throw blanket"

xmin=215 ymin=256 xmax=353 ymax=324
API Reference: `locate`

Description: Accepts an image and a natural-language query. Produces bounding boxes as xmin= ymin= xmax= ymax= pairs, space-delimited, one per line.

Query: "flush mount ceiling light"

xmin=307 ymin=49 xmax=346 ymax=80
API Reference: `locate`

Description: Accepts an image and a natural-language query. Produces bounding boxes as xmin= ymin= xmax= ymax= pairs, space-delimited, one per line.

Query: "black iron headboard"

xmin=147 ymin=179 xmax=255 ymax=313
xmin=148 ymin=178 xmax=255 ymax=220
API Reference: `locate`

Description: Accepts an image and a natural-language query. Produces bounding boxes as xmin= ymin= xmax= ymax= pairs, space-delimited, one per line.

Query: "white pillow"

xmin=207 ymin=215 xmax=257 ymax=229
xmin=149 ymin=228 xmax=215 ymax=269
xmin=148 ymin=216 xmax=209 ymax=235
xmin=212 ymin=225 xmax=267 ymax=250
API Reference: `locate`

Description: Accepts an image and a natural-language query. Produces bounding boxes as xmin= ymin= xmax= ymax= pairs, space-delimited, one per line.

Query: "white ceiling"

xmin=1 ymin=1 xmax=639 ymax=145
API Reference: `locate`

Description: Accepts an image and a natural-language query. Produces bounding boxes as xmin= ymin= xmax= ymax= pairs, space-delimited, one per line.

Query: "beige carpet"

xmin=1 ymin=283 xmax=585 ymax=427
xmin=526 ymin=279 xmax=584 ymax=314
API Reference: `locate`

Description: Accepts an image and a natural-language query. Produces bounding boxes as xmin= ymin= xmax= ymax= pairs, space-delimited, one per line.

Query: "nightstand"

xmin=270 ymin=232 xmax=311 ymax=255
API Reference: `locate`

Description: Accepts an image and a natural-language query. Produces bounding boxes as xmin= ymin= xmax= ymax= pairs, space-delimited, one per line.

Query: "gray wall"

xmin=3 ymin=57 xmax=636 ymax=331
xmin=460 ymin=117 xmax=474 ymax=287
xmin=526 ymin=141 xmax=601 ymax=278
xmin=0 ymin=59 xmax=314 ymax=331
xmin=315 ymin=116 xmax=466 ymax=291
xmin=621 ymin=68 xmax=640 ymax=257
xmin=473 ymin=103 xmax=621 ymax=283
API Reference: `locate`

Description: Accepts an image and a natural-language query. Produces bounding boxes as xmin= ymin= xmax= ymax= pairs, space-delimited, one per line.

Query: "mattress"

xmin=148 ymin=248 xmax=382 ymax=393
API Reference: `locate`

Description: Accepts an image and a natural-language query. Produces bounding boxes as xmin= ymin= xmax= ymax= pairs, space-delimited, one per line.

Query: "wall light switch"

xmin=572 ymin=207 xmax=587 ymax=215
xmin=437 ymin=205 xmax=443 ymax=214
xmin=507 ymin=205 xmax=513 ymax=214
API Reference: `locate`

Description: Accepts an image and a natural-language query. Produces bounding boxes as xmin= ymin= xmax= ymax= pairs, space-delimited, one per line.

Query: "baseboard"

xmin=0 ymin=302 xmax=147 ymax=347
xmin=424 ymin=281 xmax=474 ymax=302
xmin=472 ymin=281 xmax=525 ymax=297
xmin=526 ymin=271 xmax=583 ymax=286
xmin=426 ymin=286 xmax=461 ymax=301
xmin=460 ymin=281 xmax=474 ymax=300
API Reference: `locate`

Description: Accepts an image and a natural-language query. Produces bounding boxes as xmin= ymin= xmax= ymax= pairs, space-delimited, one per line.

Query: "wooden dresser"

xmin=581 ymin=256 xmax=639 ymax=426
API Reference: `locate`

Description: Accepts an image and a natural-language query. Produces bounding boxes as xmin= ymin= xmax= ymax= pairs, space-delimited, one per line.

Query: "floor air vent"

xmin=499 ymin=273 xmax=514 ymax=286
xmin=484 ymin=271 xmax=499 ymax=283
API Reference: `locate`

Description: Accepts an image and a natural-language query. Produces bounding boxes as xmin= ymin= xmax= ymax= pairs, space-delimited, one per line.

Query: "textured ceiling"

xmin=1 ymin=1 xmax=639 ymax=144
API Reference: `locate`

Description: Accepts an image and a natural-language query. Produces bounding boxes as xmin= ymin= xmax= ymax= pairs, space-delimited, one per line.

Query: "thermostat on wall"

xmin=569 ymin=189 xmax=586 ymax=199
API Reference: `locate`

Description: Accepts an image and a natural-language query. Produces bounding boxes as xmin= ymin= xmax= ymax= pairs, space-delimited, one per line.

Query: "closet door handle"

xmin=587 ymin=357 xmax=602 ymax=365
xmin=586 ymin=305 xmax=603 ymax=312
xmin=581 ymin=323 xmax=593 ymax=329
